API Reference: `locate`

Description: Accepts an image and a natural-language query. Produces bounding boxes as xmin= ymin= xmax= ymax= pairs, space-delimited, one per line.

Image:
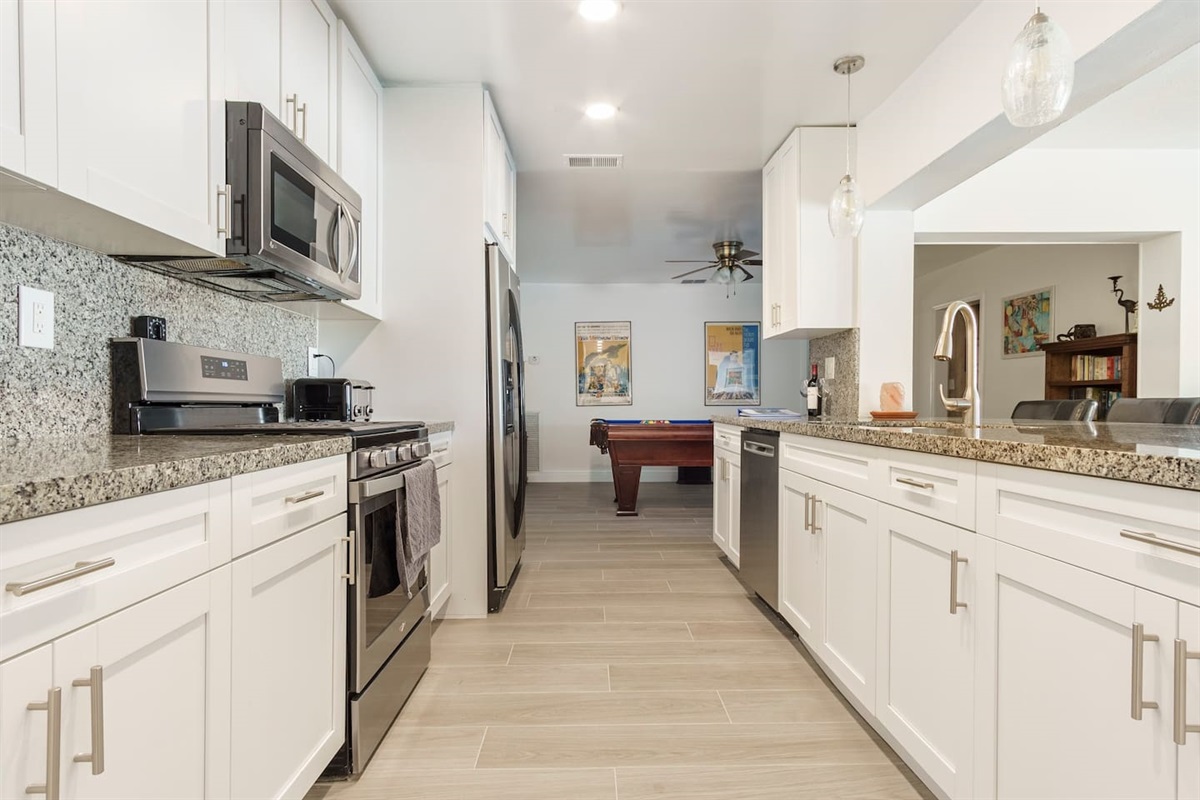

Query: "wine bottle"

xmin=806 ymin=363 xmax=822 ymax=418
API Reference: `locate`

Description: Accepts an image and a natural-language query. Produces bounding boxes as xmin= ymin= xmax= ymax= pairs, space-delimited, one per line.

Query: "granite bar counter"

xmin=711 ymin=416 xmax=1200 ymax=491
xmin=0 ymin=434 xmax=352 ymax=525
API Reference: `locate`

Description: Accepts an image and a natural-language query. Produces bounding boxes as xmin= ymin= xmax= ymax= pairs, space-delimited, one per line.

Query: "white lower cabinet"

xmin=876 ymin=504 xmax=975 ymax=798
xmin=230 ymin=515 xmax=346 ymax=800
xmin=429 ymin=461 xmax=454 ymax=618
xmin=713 ymin=446 xmax=741 ymax=567
xmin=727 ymin=459 xmax=742 ymax=566
xmin=0 ymin=645 xmax=53 ymax=800
xmin=779 ymin=469 xmax=821 ymax=644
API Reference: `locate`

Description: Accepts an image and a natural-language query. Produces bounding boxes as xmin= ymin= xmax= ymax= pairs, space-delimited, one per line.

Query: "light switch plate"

xmin=18 ymin=286 xmax=54 ymax=349
xmin=824 ymin=356 xmax=836 ymax=380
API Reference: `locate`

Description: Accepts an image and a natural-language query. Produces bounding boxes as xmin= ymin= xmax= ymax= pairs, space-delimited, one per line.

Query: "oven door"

xmin=348 ymin=462 xmax=429 ymax=694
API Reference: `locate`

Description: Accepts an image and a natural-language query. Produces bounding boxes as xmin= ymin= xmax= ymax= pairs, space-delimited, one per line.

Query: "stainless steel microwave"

xmin=115 ymin=101 xmax=362 ymax=303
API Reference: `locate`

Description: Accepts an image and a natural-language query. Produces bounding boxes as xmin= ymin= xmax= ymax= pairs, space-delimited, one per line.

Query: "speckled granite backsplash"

xmin=0 ymin=223 xmax=316 ymax=439
xmin=810 ymin=328 xmax=859 ymax=421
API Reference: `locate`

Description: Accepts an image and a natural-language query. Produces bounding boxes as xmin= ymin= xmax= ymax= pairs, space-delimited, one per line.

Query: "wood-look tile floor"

xmin=306 ymin=482 xmax=934 ymax=800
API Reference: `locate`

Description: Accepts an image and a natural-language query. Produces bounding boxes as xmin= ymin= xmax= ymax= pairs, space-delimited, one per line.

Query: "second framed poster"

xmin=576 ymin=321 xmax=632 ymax=406
xmin=705 ymin=322 xmax=760 ymax=406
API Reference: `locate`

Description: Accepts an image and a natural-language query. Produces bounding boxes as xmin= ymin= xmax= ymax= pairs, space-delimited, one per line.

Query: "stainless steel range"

xmin=111 ymin=337 xmax=432 ymax=777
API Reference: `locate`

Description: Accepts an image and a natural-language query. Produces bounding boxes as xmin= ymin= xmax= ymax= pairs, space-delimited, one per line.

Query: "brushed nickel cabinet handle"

xmin=810 ymin=496 xmax=822 ymax=534
xmin=6 ymin=559 xmax=116 ymax=597
xmin=1174 ymin=638 xmax=1200 ymax=745
xmin=1131 ymin=624 xmax=1161 ymax=720
xmin=897 ymin=476 xmax=935 ymax=490
xmin=285 ymin=93 xmax=298 ymax=132
xmin=341 ymin=531 xmax=357 ymax=585
xmin=298 ymin=102 xmax=308 ymax=142
xmin=949 ymin=549 xmax=968 ymax=614
xmin=1121 ymin=530 xmax=1200 ymax=557
xmin=802 ymin=492 xmax=811 ymax=532
xmin=26 ymin=687 xmax=61 ymax=799
xmin=216 ymin=184 xmax=231 ymax=236
xmin=71 ymin=666 xmax=104 ymax=774
xmin=285 ymin=489 xmax=325 ymax=505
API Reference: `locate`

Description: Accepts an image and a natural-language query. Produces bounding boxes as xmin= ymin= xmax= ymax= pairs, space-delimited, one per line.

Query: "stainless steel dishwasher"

xmin=739 ymin=428 xmax=780 ymax=611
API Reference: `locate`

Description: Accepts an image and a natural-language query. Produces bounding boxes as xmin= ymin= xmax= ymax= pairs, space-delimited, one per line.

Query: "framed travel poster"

xmin=705 ymin=322 xmax=760 ymax=406
xmin=1001 ymin=287 xmax=1054 ymax=358
xmin=576 ymin=321 xmax=632 ymax=406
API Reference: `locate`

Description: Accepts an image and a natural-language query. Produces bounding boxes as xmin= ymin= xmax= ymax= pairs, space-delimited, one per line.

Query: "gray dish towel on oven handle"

xmin=396 ymin=460 xmax=441 ymax=596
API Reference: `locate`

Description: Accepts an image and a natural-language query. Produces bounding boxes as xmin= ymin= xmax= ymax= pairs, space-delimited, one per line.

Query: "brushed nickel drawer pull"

xmin=949 ymin=550 xmax=968 ymax=615
xmin=6 ymin=559 xmax=116 ymax=597
xmin=71 ymin=666 xmax=104 ymax=774
xmin=26 ymin=687 xmax=61 ymax=799
xmin=1131 ymin=624 xmax=1160 ymax=720
xmin=1120 ymin=530 xmax=1200 ymax=557
xmin=896 ymin=476 xmax=934 ymax=490
xmin=1174 ymin=638 xmax=1200 ymax=745
xmin=285 ymin=489 xmax=326 ymax=505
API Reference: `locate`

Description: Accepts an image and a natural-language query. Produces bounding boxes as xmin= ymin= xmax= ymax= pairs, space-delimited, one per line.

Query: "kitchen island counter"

xmin=711 ymin=416 xmax=1200 ymax=491
xmin=0 ymin=434 xmax=352 ymax=524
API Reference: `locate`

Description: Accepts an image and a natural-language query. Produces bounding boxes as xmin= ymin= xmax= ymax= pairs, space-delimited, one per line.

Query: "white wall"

xmin=912 ymin=244 xmax=1140 ymax=419
xmin=856 ymin=210 xmax=915 ymax=417
xmin=522 ymin=283 xmax=809 ymax=481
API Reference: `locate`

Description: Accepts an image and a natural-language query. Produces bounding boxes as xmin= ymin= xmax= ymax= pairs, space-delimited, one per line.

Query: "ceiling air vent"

xmin=681 ymin=279 xmax=708 ymax=285
xmin=564 ymin=154 xmax=623 ymax=169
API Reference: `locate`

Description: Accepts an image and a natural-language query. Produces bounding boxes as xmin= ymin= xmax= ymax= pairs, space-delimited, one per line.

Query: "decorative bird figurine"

xmin=1108 ymin=275 xmax=1138 ymax=334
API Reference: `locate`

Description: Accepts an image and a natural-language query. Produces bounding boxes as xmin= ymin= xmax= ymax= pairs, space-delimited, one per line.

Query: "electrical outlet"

xmin=18 ymin=286 xmax=54 ymax=349
xmin=307 ymin=347 xmax=320 ymax=377
xmin=824 ymin=356 xmax=836 ymax=381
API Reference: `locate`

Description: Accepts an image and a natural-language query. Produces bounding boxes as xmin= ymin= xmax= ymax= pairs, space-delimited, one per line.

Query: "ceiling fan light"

xmin=712 ymin=265 xmax=734 ymax=285
xmin=828 ymin=174 xmax=865 ymax=239
xmin=1001 ymin=9 xmax=1074 ymax=127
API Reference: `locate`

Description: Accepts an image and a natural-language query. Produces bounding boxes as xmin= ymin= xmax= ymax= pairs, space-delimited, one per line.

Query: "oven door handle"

xmin=350 ymin=462 xmax=426 ymax=503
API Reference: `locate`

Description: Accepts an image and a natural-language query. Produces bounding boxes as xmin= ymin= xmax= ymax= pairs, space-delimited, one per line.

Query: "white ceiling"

xmin=1029 ymin=44 xmax=1200 ymax=151
xmin=333 ymin=0 xmax=982 ymax=282
xmin=913 ymin=244 xmax=999 ymax=278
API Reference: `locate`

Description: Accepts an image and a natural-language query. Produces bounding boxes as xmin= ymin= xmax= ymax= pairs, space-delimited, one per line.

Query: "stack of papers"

xmin=737 ymin=408 xmax=806 ymax=420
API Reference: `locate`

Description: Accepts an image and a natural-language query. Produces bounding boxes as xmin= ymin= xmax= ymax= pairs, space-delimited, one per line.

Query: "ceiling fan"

xmin=668 ymin=241 xmax=762 ymax=295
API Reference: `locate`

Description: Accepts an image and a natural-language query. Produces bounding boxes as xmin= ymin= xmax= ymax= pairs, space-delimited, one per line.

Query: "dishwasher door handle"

xmin=743 ymin=441 xmax=775 ymax=457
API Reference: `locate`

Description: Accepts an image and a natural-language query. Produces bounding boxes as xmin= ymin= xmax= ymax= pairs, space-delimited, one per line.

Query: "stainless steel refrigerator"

xmin=486 ymin=243 xmax=528 ymax=611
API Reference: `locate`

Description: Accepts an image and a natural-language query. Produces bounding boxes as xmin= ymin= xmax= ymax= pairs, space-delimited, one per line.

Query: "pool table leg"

xmin=613 ymin=465 xmax=643 ymax=516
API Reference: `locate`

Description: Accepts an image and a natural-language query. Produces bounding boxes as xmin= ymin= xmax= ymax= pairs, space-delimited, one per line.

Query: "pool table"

xmin=589 ymin=419 xmax=714 ymax=516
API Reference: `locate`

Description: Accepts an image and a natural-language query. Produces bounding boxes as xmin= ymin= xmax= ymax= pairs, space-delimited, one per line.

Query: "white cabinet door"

xmin=503 ymin=145 xmax=516 ymax=262
xmin=55 ymin=0 xmax=225 ymax=255
xmin=225 ymin=0 xmax=281 ymax=116
xmin=975 ymin=541 xmax=1175 ymax=800
xmin=281 ymin=0 xmax=336 ymax=163
xmin=483 ymin=98 xmax=505 ymax=246
xmin=778 ymin=469 xmax=820 ymax=645
xmin=429 ymin=463 xmax=454 ymax=619
xmin=56 ymin=567 xmax=232 ymax=800
xmin=712 ymin=449 xmax=730 ymax=555
xmin=0 ymin=0 xmax=56 ymax=185
xmin=1178 ymin=601 xmax=1200 ymax=800
xmin=336 ymin=20 xmax=383 ymax=320
xmin=811 ymin=477 xmax=877 ymax=711
xmin=0 ymin=645 xmax=53 ymax=800
xmin=760 ymin=136 xmax=790 ymax=338
xmin=231 ymin=515 xmax=346 ymax=800
xmin=727 ymin=459 xmax=741 ymax=568
xmin=876 ymin=505 xmax=974 ymax=798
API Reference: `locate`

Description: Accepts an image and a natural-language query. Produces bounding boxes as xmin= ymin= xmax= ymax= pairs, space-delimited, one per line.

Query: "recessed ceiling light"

xmin=578 ymin=0 xmax=620 ymax=22
xmin=585 ymin=102 xmax=617 ymax=120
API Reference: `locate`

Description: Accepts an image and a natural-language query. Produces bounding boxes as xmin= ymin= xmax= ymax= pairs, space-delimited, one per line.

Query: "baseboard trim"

xmin=529 ymin=468 xmax=679 ymax=484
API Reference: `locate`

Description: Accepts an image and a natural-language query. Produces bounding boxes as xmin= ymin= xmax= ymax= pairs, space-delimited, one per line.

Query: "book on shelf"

xmin=1070 ymin=386 xmax=1123 ymax=418
xmin=1070 ymin=354 xmax=1123 ymax=382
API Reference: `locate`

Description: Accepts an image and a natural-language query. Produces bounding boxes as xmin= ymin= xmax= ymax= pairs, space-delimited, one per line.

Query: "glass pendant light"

xmin=828 ymin=56 xmax=865 ymax=239
xmin=1001 ymin=5 xmax=1074 ymax=127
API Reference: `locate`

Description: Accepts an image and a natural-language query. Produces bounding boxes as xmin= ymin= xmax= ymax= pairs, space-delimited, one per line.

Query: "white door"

xmin=712 ymin=450 xmax=730 ymax=555
xmin=225 ymin=0 xmax=281 ymax=116
xmin=0 ymin=0 xmax=56 ymax=184
xmin=281 ymin=0 xmax=336 ymax=162
xmin=429 ymin=463 xmax=454 ymax=618
xmin=977 ymin=542 xmax=1175 ymax=799
xmin=55 ymin=0 xmax=225 ymax=254
xmin=876 ymin=505 xmax=974 ymax=798
xmin=0 ymin=645 xmax=54 ymax=799
xmin=56 ymin=567 xmax=232 ymax=800
xmin=778 ymin=470 xmax=820 ymax=645
xmin=336 ymin=21 xmax=383 ymax=319
xmin=727 ymin=459 xmax=742 ymax=568
xmin=230 ymin=516 xmax=346 ymax=800
xmin=1178 ymin=601 xmax=1200 ymax=800
xmin=812 ymin=477 xmax=877 ymax=710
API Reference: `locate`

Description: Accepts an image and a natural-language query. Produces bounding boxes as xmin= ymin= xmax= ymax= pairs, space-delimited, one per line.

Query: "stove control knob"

xmin=384 ymin=447 xmax=399 ymax=465
xmin=365 ymin=406 xmax=374 ymax=420
xmin=397 ymin=444 xmax=413 ymax=461
xmin=414 ymin=441 xmax=432 ymax=458
xmin=368 ymin=449 xmax=388 ymax=469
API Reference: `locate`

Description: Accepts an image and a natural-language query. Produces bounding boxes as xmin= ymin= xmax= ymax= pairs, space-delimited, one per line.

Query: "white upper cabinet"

xmin=483 ymin=91 xmax=516 ymax=265
xmin=55 ymin=0 xmax=226 ymax=255
xmin=761 ymin=127 xmax=854 ymax=340
xmin=281 ymin=0 xmax=337 ymax=164
xmin=0 ymin=0 xmax=56 ymax=186
xmin=225 ymin=0 xmax=282 ymax=117
xmin=336 ymin=20 xmax=383 ymax=320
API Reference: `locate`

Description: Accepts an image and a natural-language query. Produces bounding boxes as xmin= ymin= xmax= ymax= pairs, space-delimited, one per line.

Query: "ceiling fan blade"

xmin=672 ymin=265 xmax=718 ymax=280
xmin=664 ymin=259 xmax=717 ymax=264
xmin=740 ymin=258 xmax=763 ymax=266
xmin=733 ymin=248 xmax=759 ymax=261
xmin=737 ymin=265 xmax=754 ymax=282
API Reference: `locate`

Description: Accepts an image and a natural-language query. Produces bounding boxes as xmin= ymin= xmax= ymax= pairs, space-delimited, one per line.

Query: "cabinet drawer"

xmin=230 ymin=455 xmax=347 ymax=557
xmin=714 ymin=424 xmax=741 ymax=455
xmin=874 ymin=448 xmax=976 ymax=531
xmin=429 ymin=431 xmax=453 ymax=468
xmin=779 ymin=433 xmax=872 ymax=497
xmin=0 ymin=481 xmax=232 ymax=662
xmin=978 ymin=463 xmax=1200 ymax=604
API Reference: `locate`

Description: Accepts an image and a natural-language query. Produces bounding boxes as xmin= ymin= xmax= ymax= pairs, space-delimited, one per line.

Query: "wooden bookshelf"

xmin=1041 ymin=333 xmax=1137 ymax=417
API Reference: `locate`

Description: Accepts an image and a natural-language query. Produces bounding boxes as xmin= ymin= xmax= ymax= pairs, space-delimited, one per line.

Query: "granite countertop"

xmin=712 ymin=416 xmax=1200 ymax=491
xmin=426 ymin=421 xmax=455 ymax=435
xmin=0 ymin=434 xmax=352 ymax=525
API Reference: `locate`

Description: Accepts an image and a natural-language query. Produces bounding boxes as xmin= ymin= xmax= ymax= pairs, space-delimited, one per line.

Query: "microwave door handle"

xmin=345 ymin=212 xmax=359 ymax=279
xmin=329 ymin=203 xmax=343 ymax=275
